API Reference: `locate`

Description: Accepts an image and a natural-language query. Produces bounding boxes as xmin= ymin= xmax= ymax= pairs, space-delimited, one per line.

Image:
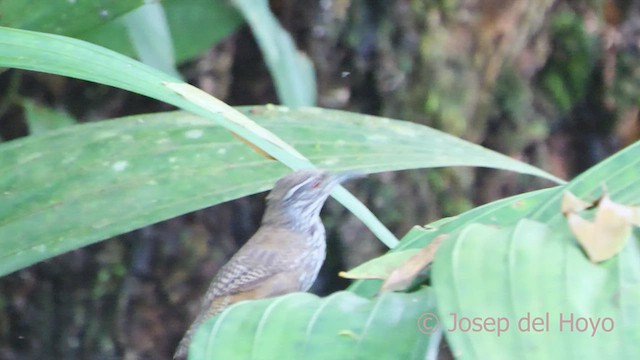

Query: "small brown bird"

xmin=173 ymin=169 xmax=359 ymax=359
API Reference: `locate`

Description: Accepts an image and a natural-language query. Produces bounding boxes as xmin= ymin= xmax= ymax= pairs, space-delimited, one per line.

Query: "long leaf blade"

xmin=0 ymin=108 xmax=564 ymax=276
xmin=0 ymin=26 xmax=397 ymax=247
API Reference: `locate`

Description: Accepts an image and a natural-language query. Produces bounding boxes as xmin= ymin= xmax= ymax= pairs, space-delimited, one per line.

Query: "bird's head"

xmin=263 ymin=169 xmax=360 ymax=230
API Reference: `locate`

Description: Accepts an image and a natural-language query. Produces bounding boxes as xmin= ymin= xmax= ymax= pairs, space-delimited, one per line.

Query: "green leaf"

xmin=231 ymin=0 xmax=317 ymax=106
xmin=433 ymin=219 xmax=639 ymax=358
xmin=0 ymin=0 xmax=241 ymax=65
xmin=431 ymin=140 xmax=640 ymax=358
xmin=348 ymin=187 xmax=562 ymax=297
xmin=0 ymin=26 xmax=397 ymax=249
xmin=81 ymin=0 xmax=243 ymax=64
xmin=190 ymin=287 xmax=437 ymax=360
xmin=0 ymin=0 xmax=141 ymax=36
xmin=121 ymin=2 xmax=181 ymax=78
xmin=0 ymin=107 xmax=563 ymax=276
xmin=22 ymin=98 xmax=76 ymax=134
xmin=182 ymin=140 xmax=640 ymax=360
xmin=164 ymin=0 xmax=242 ymax=62
xmin=350 ymin=140 xmax=640 ymax=298
xmin=340 ymin=249 xmax=421 ymax=280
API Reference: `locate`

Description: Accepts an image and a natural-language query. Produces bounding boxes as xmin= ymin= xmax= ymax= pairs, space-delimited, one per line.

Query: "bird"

xmin=173 ymin=169 xmax=360 ymax=359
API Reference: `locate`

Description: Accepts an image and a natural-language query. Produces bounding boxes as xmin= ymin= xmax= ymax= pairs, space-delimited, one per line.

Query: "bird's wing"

xmin=175 ymin=258 xmax=301 ymax=360
xmin=199 ymin=227 xmax=305 ymax=306
xmin=174 ymin=228 xmax=315 ymax=359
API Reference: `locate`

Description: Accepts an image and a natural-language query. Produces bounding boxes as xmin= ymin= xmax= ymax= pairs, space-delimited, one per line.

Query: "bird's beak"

xmin=330 ymin=171 xmax=365 ymax=187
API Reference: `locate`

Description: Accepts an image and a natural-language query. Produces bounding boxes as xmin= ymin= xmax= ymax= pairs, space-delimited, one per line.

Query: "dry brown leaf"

xmin=561 ymin=190 xmax=594 ymax=214
xmin=230 ymin=132 xmax=275 ymax=160
xmin=338 ymin=249 xmax=421 ymax=280
xmin=565 ymin=193 xmax=640 ymax=263
xmin=163 ymin=82 xmax=304 ymax=160
xmin=380 ymin=235 xmax=447 ymax=292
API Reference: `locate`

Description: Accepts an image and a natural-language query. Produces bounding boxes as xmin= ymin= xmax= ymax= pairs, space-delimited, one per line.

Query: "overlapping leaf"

xmin=430 ymin=141 xmax=640 ymax=358
xmin=0 ymin=26 xmax=397 ymax=249
xmin=0 ymin=0 xmax=140 ymax=36
xmin=0 ymin=107 xmax=561 ymax=276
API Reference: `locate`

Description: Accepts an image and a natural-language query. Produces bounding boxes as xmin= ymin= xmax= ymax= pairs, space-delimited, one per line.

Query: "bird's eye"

xmin=311 ymin=179 xmax=322 ymax=189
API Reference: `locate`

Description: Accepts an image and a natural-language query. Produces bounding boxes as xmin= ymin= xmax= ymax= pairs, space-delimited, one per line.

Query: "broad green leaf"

xmin=190 ymin=287 xmax=437 ymax=360
xmin=348 ymin=187 xmax=562 ymax=297
xmin=184 ymin=141 xmax=640 ymax=360
xmin=530 ymin=141 xmax=640 ymax=223
xmin=0 ymin=0 xmax=141 ymax=36
xmin=231 ymin=0 xmax=317 ymax=106
xmin=236 ymin=107 xmax=563 ymax=183
xmin=0 ymin=26 xmax=397 ymax=248
xmin=432 ymin=140 xmax=640 ymax=358
xmin=0 ymin=107 xmax=563 ymax=276
xmin=433 ymin=219 xmax=639 ymax=359
xmin=350 ymin=140 xmax=640 ymax=297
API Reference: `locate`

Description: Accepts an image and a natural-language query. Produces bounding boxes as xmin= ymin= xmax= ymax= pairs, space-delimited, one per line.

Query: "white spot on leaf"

xmin=321 ymin=158 xmax=338 ymax=166
xmin=185 ymin=129 xmax=204 ymax=139
xmin=112 ymin=161 xmax=128 ymax=172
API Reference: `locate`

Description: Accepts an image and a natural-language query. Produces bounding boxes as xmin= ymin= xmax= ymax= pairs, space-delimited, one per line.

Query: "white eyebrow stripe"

xmin=283 ymin=176 xmax=315 ymax=201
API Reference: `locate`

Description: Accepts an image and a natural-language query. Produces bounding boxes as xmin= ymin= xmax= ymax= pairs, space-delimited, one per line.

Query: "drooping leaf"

xmin=0 ymin=107 xmax=563 ymax=276
xmin=348 ymin=187 xmax=563 ymax=297
xmin=0 ymin=26 xmax=397 ymax=249
xmin=341 ymin=234 xmax=445 ymax=290
xmin=163 ymin=83 xmax=306 ymax=159
xmin=380 ymin=234 xmax=446 ymax=292
xmin=351 ymin=139 xmax=640 ymax=310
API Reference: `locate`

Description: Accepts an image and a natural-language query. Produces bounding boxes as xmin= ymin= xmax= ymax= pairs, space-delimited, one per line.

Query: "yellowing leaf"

xmin=163 ymin=81 xmax=305 ymax=159
xmin=230 ymin=132 xmax=275 ymax=160
xmin=565 ymin=193 xmax=640 ymax=263
xmin=380 ymin=235 xmax=447 ymax=292
xmin=561 ymin=190 xmax=593 ymax=214
xmin=339 ymin=250 xmax=421 ymax=280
